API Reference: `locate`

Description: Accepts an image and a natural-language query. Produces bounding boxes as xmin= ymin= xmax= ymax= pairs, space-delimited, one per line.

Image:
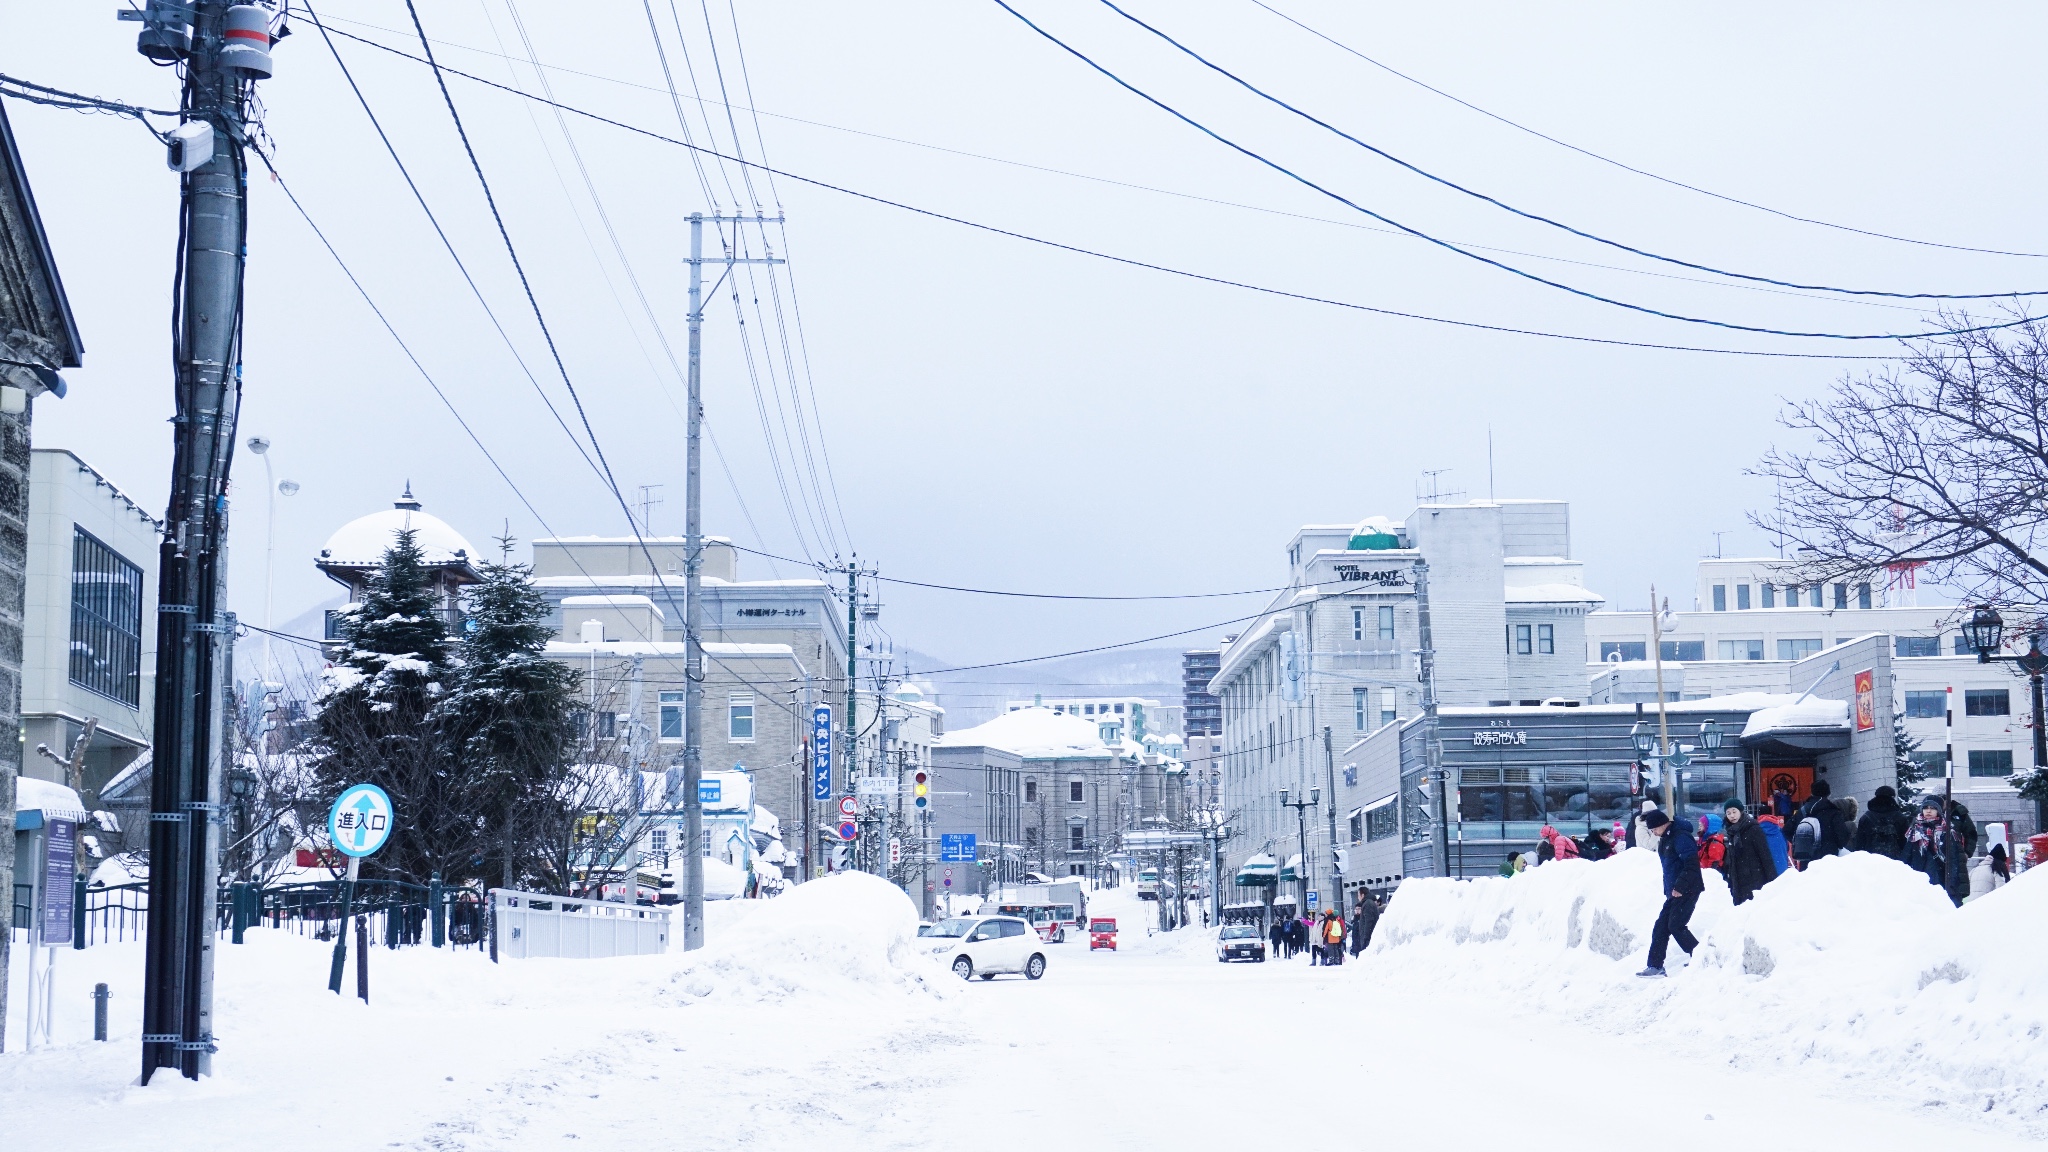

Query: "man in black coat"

xmin=1638 ymin=810 xmax=1703 ymax=978
xmin=1721 ymin=800 xmax=1776 ymax=904
xmin=1854 ymin=786 xmax=1911 ymax=858
xmin=1794 ymin=779 xmax=1851 ymax=865
xmin=1351 ymin=891 xmax=1381 ymax=955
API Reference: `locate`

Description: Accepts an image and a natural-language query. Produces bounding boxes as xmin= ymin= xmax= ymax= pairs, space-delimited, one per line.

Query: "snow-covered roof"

xmin=940 ymin=707 xmax=1118 ymax=759
xmin=1740 ymin=696 xmax=1852 ymax=740
xmin=1505 ymin=583 xmax=1606 ymax=604
xmin=562 ymin=594 xmax=663 ymax=614
xmin=320 ymin=489 xmax=477 ymax=568
xmin=14 ymin=777 xmax=88 ymax=820
xmin=544 ymin=641 xmax=797 ymax=659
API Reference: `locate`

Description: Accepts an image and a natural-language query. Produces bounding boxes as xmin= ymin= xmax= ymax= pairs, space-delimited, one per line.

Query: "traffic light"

xmin=913 ymin=770 xmax=930 ymax=809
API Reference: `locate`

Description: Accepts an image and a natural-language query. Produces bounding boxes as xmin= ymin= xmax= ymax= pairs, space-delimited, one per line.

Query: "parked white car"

xmin=924 ymin=915 xmax=1048 ymax=981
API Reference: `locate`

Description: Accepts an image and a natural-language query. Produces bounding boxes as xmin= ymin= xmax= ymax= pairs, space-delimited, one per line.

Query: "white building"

xmin=1004 ymin=696 xmax=1182 ymax=740
xmin=1212 ymin=499 xmax=1602 ymax=900
xmin=1585 ymin=557 xmax=2034 ymax=836
xmin=20 ymin=449 xmax=161 ymax=802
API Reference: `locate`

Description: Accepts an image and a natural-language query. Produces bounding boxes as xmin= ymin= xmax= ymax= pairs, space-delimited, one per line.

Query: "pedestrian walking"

xmin=1627 ymin=800 xmax=1658 ymax=849
xmin=1721 ymin=801 xmax=1776 ymax=904
xmin=1791 ymin=780 xmax=1850 ymax=868
xmin=1637 ymin=810 xmax=1703 ymax=978
xmin=1318 ymin=909 xmax=1347 ymax=965
xmin=1351 ymin=892 xmax=1380 ymax=955
xmin=1754 ymin=804 xmax=1790 ymax=875
xmin=1853 ymin=786 xmax=1911 ymax=858
xmin=1268 ymin=916 xmax=1285 ymax=958
xmin=1904 ymin=796 xmax=1967 ymax=905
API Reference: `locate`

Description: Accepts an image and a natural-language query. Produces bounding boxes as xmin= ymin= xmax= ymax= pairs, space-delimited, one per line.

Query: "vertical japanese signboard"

xmin=812 ymin=704 xmax=833 ymax=801
xmin=38 ymin=818 xmax=76 ymax=946
xmin=1854 ymin=669 xmax=1876 ymax=732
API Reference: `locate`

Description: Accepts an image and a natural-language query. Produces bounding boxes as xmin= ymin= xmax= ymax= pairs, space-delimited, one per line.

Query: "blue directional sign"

xmin=811 ymin=705 xmax=832 ymax=801
xmin=1306 ymin=890 xmax=1319 ymax=908
xmin=699 ymin=778 xmax=723 ymax=805
xmin=939 ymin=833 xmax=977 ymax=863
xmin=328 ymin=783 xmax=394 ymax=858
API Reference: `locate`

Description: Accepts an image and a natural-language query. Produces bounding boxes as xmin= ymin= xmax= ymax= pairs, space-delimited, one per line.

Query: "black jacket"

xmin=1854 ymin=795 xmax=1911 ymax=858
xmin=1723 ymin=818 xmax=1777 ymax=903
xmin=1578 ymin=835 xmax=1615 ymax=861
xmin=1797 ymin=795 xmax=1850 ymax=860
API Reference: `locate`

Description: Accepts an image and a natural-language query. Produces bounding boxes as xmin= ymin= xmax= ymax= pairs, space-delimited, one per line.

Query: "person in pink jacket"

xmin=1539 ymin=824 xmax=1580 ymax=862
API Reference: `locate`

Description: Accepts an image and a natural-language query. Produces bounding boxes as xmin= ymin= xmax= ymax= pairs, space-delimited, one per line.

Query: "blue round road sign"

xmin=837 ymin=821 xmax=858 ymax=841
xmin=329 ymin=783 xmax=394 ymax=858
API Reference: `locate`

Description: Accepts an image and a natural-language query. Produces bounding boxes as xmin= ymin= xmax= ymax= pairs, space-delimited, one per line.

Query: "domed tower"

xmin=315 ymin=485 xmax=482 ymax=638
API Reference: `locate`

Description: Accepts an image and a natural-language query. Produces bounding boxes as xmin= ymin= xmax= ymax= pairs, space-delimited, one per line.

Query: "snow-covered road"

xmin=2 ymin=878 xmax=2037 ymax=1150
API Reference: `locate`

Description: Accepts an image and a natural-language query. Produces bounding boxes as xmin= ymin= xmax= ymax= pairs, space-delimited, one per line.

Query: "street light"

xmin=244 ymin=437 xmax=299 ymax=684
xmin=1963 ymin=605 xmax=2048 ymax=830
xmin=1279 ymin=786 xmax=1319 ymax=917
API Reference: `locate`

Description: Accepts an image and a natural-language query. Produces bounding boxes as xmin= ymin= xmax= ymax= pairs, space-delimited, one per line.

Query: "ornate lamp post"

xmin=1962 ymin=606 xmax=2048 ymax=829
xmin=1278 ymin=786 xmax=1318 ymax=914
xmin=1630 ymin=718 xmax=1723 ymax=817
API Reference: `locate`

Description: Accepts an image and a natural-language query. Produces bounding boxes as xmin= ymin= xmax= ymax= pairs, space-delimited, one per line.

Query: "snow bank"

xmin=658 ymin=872 xmax=953 ymax=1007
xmin=1372 ymin=851 xmax=2048 ymax=1126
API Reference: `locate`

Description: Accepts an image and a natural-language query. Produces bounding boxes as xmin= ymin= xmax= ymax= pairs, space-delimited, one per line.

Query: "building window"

xmin=1660 ymin=640 xmax=1705 ymax=662
xmin=1778 ymin=638 xmax=1824 ymax=661
xmin=1114 ymin=703 xmax=1124 ymax=714
xmin=1025 ymin=826 xmax=1039 ymax=847
xmin=1964 ymin=689 xmax=2010 ymax=717
xmin=1349 ymin=811 xmax=1364 ymax=843
xmin=1717 ymin=639 xmax=1765 ymax=661
xmin=1379 ymin=605 xmax=1395 ymax=642
xmin=1024 ymin=779 xmax=1038 ymax=803
xmin=1808 ymin=586 xmax=1823 ymax=607
xmin=1894 ymin=636 xmax=1939 ymax=658
xmin=1954 ymin=635 xmax=1975 ymax=655
xmin=1904 ymin=691 xmax=1946 ymax=719
xmin=1833 ymin=584 xmax=1849 ymax=610
xmin=1537 ymin=624 xmax=1554 ymax=655
xmin=1967 ymin=749 xmax=2014 ymax=777
xmin=1353 ymin=607 xmax=1365 ymax=641
xmin=1069 ymin=779 xmax=1085 ymax=803
xmin=1601 ymin=641 xmax=1647 ymax=662
xmin=1736 ymin=585 xmax=1751 ymax=611
xmin=1761 ymin=583 xmax=1777 ymax=609
xmin=597 ymin=711 xmax=617 ymax=739
xmin=1354 ymin=687 xmax=1368 ymax=731
xmin=728 ymin=695 xmax=755 ymax=741
xmin=659 ymin=691 xmax=684 ymax=740
xmin=1857 ymin=583 xmax=1873 ymax=610
xmin=1069 ymin=824 xmax=1085 ymax=850
xmin=1514 ymin=624 xmax=1532 ymax=655
xmin=68 ymin=526 xmax=144 ymax=708
xmin=1712 ymin=585 xmax=1727 ymax=612
xmin=1381 ymin=689 xmax=1397 ymax=728
xmin=650 ymin=829 xmax=668 ymax=854
xmin=1909 ymin=751 xmax=1947 ymax=778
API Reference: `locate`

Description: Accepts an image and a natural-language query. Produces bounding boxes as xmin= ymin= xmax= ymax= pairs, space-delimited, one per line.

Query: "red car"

xmin=1088 ymin=918 xmax=1117 ymax=950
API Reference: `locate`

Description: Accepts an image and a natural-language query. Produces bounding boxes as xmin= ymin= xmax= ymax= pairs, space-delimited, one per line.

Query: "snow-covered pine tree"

xmin=1893 ymin=712 xmax=1927 ymax=800
xmin=439 ymin=555 xmax=578 ymax=890
xmin=310 ymin=528 xmax=467 ymax=881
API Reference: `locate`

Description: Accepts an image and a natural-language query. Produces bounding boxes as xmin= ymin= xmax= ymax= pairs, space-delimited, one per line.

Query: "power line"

xmin=913 ymin=597 xmax=1331 ymax=675
xmin=294 ymin=25 xmax=1910 ymax=361
xmin=1245 ymin=0 xmax=2048 ymax=262
xmin=989 ymin=0 xmax=2039 ymax=342
xmin=1100 ymin=0 xmax=2042 ymax=301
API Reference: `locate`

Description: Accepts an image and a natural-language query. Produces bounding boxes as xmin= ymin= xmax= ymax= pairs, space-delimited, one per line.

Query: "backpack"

xmin=1697 ymin=833 xmax=1726 ymax=871
xmin=1792 ymin=816 xmax=1821 ymax=862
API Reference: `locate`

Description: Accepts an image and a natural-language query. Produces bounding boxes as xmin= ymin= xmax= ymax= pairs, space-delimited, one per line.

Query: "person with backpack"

xmin=1637 ymin=810 xmax=1703 ymax=978
xmin=1578 ymin=827 xmax=1617 ymax=861
xmin=1754 ymin=804 xmax=1791 ymax=875
xmin=1540 ymin=824 xmax=1580 ymax=862
xmin=1792 ymin=780 xmax=1850 ymax=868
xmin=1903 ymin=796 xmax=1968 ymax=906
xmin=1318 ymin=909 xmax=1347 ymax=965
xmin=1854 ymin=786 xmax=1911 ymax=858
xmin=1695 ymin=814 xmax=1726 ymax=874
xmin=1721 ymin=801 xmax=1777 ymax=904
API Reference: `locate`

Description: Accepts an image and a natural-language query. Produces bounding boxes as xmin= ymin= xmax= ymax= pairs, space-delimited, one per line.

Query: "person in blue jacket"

xmin=1637 ymin=810 xmax=1703 ymax=978
xmin=1754 ymin=803 xmax=1791 ymax=875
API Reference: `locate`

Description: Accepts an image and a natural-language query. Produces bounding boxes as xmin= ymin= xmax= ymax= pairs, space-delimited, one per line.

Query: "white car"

xmin=925 ymin=915 xmax=1048 ymax=981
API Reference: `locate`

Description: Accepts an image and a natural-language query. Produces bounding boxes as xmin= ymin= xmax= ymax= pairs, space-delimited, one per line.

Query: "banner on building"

xmin=1854 ymin=669 xmax=1876 ymax=731
xmin=812 ymin=705 xmax=833 ymax=800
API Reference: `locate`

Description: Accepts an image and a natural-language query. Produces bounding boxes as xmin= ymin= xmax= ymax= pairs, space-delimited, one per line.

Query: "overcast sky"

xmin=6 ymin=1 xmax=2044 ymax=681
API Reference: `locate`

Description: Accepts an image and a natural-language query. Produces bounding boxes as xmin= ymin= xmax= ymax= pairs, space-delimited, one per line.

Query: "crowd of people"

xmin=1255 ymin=890 xmax=1386 ymax=966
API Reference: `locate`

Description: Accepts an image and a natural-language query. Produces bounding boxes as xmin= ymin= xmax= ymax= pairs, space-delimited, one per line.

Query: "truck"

xmin=984 ymin=881 xmax=1087 ymax=931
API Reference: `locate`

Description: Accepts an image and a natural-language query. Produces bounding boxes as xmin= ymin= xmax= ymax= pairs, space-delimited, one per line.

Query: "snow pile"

xmin=658 ymin=872 xmax=953 ymax=1006
xmin=939 ymin=706 xmax=1111 ymax=757
xmin=1371 ymin=851 xmax=2048 ymax=1124
xmin=13 ymin=776 xmax=89 ymax=819
xmin=1740 ymin=694 xmax=1850 ymax=738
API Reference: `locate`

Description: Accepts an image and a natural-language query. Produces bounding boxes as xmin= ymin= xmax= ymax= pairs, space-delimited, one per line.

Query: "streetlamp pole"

xmin=1962 ymin=606 xmax=2048 ymax=832
xmin=1278 ymin=786 xmax=1318 ymax=915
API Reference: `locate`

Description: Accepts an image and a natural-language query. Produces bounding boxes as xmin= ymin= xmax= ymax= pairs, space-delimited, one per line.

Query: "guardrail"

xmin=489 ymin=888 xmax=670 ymax=959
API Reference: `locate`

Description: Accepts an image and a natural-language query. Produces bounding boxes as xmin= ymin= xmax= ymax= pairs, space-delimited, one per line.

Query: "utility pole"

xmin=844 ymin=561 xmax=859 ymax=805
xmin=680 ymin=211 xmax=780 ymax=950
xmin=1415 ymin=560 xmax=1448 ymax=878
xmin=1321 ymin=726 xmax=1342 ymax=914
xmin=126 ymin=1 xmax=276 ymax=1085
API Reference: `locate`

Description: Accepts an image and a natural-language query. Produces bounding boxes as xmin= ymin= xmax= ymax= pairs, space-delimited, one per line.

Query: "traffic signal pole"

xmin=129 ymin=1 xmax=277 ymax=1083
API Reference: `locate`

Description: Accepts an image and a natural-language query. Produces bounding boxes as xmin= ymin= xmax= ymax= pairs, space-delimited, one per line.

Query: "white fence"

xmin=489 ymin=889 xmax=671 ymax=959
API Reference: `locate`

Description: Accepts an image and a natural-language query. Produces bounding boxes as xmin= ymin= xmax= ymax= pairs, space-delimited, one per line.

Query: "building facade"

xmin=1585 ymin=558 xmax=2035 ymax=837
xmin=1182 ymin=649 xmax=1221 ymax=737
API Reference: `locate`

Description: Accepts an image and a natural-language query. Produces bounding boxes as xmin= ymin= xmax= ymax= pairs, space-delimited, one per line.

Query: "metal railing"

xmin=66 ymin=877 xmax=490 ymax=951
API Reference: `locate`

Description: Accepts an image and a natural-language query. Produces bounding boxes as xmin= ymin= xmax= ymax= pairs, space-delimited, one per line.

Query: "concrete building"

xmin=316 ymin=487 xmax=481 ymax=640
xmin=1586 ymin=557 xmax=2035 ymax=837
xmin=1182 ymin=649 xmax=1221 ymax=737
xmin=1213 ymin=500 xmax=1602 ymax=911
xmin=1004 ymin=695 xmax=1183 ymax=740
xmin=20 ymin=450 xmax=161 ymax=806
xmin=2 ymin=95 xmax=84 ymax=1044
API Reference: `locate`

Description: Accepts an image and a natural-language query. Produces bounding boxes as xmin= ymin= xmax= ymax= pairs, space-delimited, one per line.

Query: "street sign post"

xmin=839 ymin=796 xmax=859 ymax=819
xmin=939 ymin=833 xmax=976 ymax=862
xmin=1306 ymin=890 xmax=1319 ymax=908
xmin=811 ymin=705 xmax=832 ymax=801
xmin=326 ymin=784 xmax=393 ymax=1003
xmin=699 ymin=778 xmax=723 ymax=805
xmin=837 ymin=821 xmax=859 ymax=842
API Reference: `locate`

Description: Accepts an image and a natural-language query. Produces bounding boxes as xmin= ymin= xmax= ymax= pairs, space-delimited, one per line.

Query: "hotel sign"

xmin=1334 ymin=564 xmax=1409 ymax=587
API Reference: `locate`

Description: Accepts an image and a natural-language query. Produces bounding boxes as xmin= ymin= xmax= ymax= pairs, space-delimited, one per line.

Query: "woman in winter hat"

xmin=1903 ymin=796 xmax=1967 ymax=906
